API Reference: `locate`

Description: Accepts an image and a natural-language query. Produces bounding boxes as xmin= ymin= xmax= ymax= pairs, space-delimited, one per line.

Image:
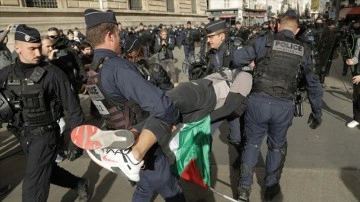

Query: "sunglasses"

xmin=48 ymin=35 xmax=59 ymax=39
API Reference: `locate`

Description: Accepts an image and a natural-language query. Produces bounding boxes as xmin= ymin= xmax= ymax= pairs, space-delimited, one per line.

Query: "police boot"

xmin=237 ymin=185 xmax=251 ymax=202
xmin=76 ymin=178 xmax=90 ymax=202
xmin=264 ymin=183 xmax=280 ymax=201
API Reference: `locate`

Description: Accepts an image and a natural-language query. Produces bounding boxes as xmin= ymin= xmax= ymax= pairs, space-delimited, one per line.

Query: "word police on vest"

xmin=273 ymin=40 xmax=304 ymax=56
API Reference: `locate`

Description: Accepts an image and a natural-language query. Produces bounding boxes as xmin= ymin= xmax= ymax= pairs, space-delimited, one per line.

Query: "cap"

xmin=283 ymin=9 xmax=297 ymax=17
xmin=84 ymin=9 xmax=117 ymax=29
xmin=125 ymin=35 xmax=141 ymax=53
xmin=15 ymin=24 xmax=41 ymax=43
xmin=205 ymin=20 xmax=226 ymax=36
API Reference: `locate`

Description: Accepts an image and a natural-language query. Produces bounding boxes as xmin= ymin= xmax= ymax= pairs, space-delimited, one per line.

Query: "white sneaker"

xmin=86 ymin=148 xmax=143 ymax=182
xmin=347 ymin=120 xmax=359 ymax=128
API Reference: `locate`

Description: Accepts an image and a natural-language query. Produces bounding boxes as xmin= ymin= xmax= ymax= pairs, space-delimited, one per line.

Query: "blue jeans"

xmin=239 ymin=93 xmax=294 ymax=187
xmin=211 ymin=116 xmax=241 ymax=143
xmin=132 ymin=146 xmax=185 ymax=202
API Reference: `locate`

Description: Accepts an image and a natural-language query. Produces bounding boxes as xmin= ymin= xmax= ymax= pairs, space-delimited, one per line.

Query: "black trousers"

xmin=19 ymin=128 xmax=80 ymax=202
xmin=353 ymin=83 xmax=360 ymax=122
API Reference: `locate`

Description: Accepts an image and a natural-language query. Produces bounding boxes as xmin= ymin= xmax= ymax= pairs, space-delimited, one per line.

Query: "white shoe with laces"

xmin=87 ymin=148 xmax=143 ymax=182
xmin=347 ymin=120 xmax=359 ymax=128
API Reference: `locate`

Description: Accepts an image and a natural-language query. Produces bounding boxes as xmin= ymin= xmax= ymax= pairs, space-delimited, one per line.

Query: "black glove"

xmin=307 ymin=113 xmax=322 ymax=129
xmin=67 ymin=141 xmax=83 ymax=161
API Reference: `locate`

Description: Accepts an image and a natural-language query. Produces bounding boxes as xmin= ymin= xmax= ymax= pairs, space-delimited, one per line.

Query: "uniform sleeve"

xmin=232 ymin=36 xmax=267 ymax=68
xmin=302 ymin=48 xmax=323 ymax=119
xmin=111 ymin=61 xmax=180 ymax=125
xmin=47 ymin=66 xmax=85 ymax=129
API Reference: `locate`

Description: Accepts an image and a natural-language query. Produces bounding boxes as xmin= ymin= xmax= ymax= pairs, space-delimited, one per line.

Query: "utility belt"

xmin=18 ymin=123 xmax=59 ymax=137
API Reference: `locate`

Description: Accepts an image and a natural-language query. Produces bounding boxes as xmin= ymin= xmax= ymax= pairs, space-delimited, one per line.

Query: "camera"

xmin=54 ymin=49 xmax=68 ymax=58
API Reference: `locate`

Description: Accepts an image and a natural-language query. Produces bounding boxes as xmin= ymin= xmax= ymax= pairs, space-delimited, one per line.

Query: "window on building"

xmin=25 ymin=0 xmax=58 ymax=8
xmin=191 ymin=0 xmax=197 ymax=14
xmin=129 ymin=0 xmax=142 ymax=10
xmin=167 ymin=0 xmax=175 ymax=12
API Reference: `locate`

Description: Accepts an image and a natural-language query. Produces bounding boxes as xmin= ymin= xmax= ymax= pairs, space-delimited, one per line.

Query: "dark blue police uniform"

xmin=0 ymin=24 xmax=87 ymax=202
xmin=233 ymin=27 xmax=323 ymax=200
xmin=92 ymin=49 xmax=183 ymax=201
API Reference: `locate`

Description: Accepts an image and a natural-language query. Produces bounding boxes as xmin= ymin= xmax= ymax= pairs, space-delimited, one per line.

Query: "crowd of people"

xmin=0 ymin=7 xmax=359 ymax=202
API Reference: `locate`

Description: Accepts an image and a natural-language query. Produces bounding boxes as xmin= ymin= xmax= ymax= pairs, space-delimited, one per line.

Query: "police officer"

xmin=83 ymin=9 xmax=183 ymax=200
xmin=0 ymin=24 xmax=88 ymax=202
xmin=205 ymin=20 xmax=243 ymax=149
xmin=233 ymin=10 xmax=323 ymax=201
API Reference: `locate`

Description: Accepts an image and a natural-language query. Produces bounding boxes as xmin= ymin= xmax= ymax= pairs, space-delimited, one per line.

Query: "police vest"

xmin=6 ymin=64 xmax=57 ymax=127
xmin=205 ymin=40 xmax=243 ymax=78
xmin=253 ymin=33 xmax=304 ymax=99
xmin=87 ymin=58 xmax=148 ymax=130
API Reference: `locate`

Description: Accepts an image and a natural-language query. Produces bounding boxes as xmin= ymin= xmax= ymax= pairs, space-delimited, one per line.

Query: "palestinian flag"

xmin=169 ymin=116 xmax=211 ymax=189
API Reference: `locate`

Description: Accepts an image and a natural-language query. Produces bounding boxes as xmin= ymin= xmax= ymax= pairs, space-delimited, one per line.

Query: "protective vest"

xmin=253 ymin=33 xmax=304 ymax=99
xmin=6 ymin=65 xmax=58 ymax=127
xmin=87 ymin=58 xmax=148 ymax=130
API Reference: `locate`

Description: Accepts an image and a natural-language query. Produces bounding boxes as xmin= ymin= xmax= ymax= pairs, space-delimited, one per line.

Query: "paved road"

xmin=1 ymin=47 xmax=360 ymax=202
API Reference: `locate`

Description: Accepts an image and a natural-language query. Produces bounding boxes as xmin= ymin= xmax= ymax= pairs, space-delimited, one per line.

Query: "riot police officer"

xmin=82 ymin=10 xmax=183 ymax=201
xmin=205 ymin=20 xmax=243 ymax=147
xmin=0 ymin=24 xmax=88 ymax=202
xmin=233 ymin=10 xmax=323 ymax=201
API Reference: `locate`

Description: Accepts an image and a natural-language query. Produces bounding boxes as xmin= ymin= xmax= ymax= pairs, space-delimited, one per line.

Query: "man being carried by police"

xmin=232 ymin=10 xmax=323 ymax=202
xmin=74 ymin=19 xmax=254 ymax=183
xmin=0 ymin=24 xmax=89 ymax=202
xmin=154 ymin=28 xmax=178 ymax=85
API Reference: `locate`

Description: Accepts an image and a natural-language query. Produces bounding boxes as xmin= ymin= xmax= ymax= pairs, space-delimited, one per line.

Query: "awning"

xmin=339 ymin=7 xmax=352 ymax=18
xmin=219 ymin=14 xmax=236 ymax=19
xmin=347 ymin=7 xmax=360 ymax=16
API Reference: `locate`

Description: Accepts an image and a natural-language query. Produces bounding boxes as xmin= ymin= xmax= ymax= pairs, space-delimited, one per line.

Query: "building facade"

xmin=0 ymin=0 xmax=207 ymax=34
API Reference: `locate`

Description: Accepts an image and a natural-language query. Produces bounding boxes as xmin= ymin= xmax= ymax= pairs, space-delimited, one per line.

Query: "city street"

xmin=1 ymin=47 xmax=360 ymax=202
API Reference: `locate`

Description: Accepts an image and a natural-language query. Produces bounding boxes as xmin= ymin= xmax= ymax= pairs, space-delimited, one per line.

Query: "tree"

xmin=311 ymin=0 xmax=320 ymax=11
